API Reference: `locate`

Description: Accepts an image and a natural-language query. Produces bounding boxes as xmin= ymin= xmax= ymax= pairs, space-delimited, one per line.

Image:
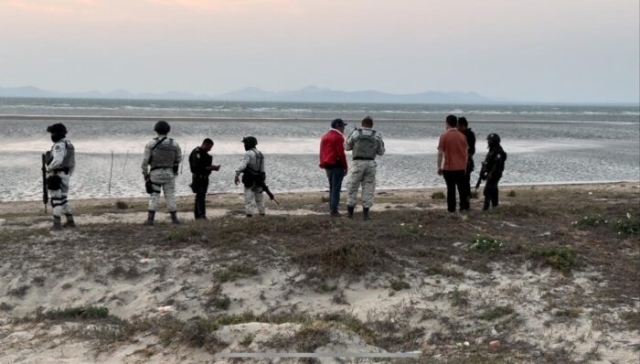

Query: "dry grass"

xmin=0 ymin=184 xmax=638 ymax=363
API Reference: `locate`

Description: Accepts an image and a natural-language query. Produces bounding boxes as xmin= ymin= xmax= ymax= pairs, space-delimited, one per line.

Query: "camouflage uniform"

xmin=235 ymin=148 xmax=266 ymax=216
xmin=47 ymin=138 xmax=75 ymax=228
xmin=141 ymin=136 xmax=182 ymax=216
xmin=345 ymin=127 xmax=385 ymax=217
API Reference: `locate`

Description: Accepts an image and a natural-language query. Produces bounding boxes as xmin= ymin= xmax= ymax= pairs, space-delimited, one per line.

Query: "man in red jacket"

xmin=319 ymin=118 xmax=348 ymax=216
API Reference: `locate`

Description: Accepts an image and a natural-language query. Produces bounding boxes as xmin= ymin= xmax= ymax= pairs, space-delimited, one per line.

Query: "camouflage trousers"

xmin=244 ymin=186 xmax=265 ymax=216
xmin=49 ymin=172 xmax=72 ymax=217
xmin=347 ymin=160 xmax=377 ymax=208
xmin=148 ymin=169 xmax=177 ymax=212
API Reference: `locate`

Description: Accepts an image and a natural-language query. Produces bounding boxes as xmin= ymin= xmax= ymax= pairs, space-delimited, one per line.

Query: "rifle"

xmin=475 ymin=162 xmax=487 ymax=191
xmin=41 ymin=153 xmax=48 ymax=213
xmin=261 ymin=182 xmax=279 ymax=205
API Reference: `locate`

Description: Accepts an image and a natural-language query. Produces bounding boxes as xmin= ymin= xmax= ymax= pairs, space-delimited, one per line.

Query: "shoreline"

xmin=1 ymin=114 xmax=639 ymax=124
xmin=1 ymin=180 xmax=637 ymax=206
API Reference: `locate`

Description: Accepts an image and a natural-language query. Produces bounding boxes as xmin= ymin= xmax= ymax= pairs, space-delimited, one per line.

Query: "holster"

xmin=145 ymin=180 xmax=154 ymax=194
xmin=46 ymin=175 xmax=62 ymax=190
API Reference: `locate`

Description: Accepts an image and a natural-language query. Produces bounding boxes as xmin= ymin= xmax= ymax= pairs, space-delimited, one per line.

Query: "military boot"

xmin=144 ymin=211 xmax=155 ymax=226
xmin=347 ymin=205 xmax=355 ymax=219
xmin=52 ymin=216 xmax=62 ymax=230
xmin=64 ymin=214 xmax=76 ymax=228
xmin=170 ymin=211 xmax=181 ymax=225
xmin=363 ymin=208 xmax=371 ymax=221
xmin=483 ymin=198 xmax=490 ymax=211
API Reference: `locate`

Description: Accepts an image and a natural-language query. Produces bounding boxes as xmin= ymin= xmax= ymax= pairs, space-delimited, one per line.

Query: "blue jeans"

xmin=326 ymin=167 xmax=345 ymax=213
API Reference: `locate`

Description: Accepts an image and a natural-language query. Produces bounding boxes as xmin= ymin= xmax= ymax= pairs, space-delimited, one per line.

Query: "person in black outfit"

xmin=189 ymin=139 xmax=220 ymax=219
xmin=457 ymin=117 xmax=476 ymax=204
xmin=480 ymin=133 xmax=507 ymax=211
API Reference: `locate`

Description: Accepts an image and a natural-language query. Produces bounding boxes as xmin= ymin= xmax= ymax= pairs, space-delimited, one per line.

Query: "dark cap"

xmin=331 ymin=118 xmax=347 ymax=128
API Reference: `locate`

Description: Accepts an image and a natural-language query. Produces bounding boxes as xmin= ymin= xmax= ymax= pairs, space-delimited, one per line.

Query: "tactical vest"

xmin=352 ymin=129 xmax=378 ymax=159
xmin=61 ymin=140 xmax=75 ymax=170
xmin=150 ymin=137 xmax=177 ymax=169
xmin=47 ymin=140 xmax=75 ymax=170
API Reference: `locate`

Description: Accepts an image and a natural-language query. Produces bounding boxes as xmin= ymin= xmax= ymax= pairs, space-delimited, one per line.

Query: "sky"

xmin=0 ymin=0 xmax=638 ymax=103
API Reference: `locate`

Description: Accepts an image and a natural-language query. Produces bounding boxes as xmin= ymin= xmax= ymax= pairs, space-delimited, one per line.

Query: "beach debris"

xmin=139 ymin=258 xmax=155 ymax=264
xmin=489 ymin=340 xmax=501 ymax=349
xmin=157 ymin=306 xmax=174 ymax=313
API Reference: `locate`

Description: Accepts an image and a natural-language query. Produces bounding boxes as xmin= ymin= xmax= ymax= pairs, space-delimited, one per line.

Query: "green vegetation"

xmin=213 ymin=264 xmax=259 ymax=283
xmin=469 ymin=235 xmax=503 ymax=253
xmin=478 ymin=305 xmax=515 ymax=321
xmin=530 ymin=246 xmax=578 ymax=272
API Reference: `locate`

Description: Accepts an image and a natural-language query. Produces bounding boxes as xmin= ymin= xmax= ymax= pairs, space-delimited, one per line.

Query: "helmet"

xmin=487 ymin=133 xmax=501 ymax=147
xmin=242 ymin=136 xmax=258 ymax=150
xmin=154 ymin=120 xmax=171 ymax=134
xmin=46 ymin=123 xmax=67 ymax=135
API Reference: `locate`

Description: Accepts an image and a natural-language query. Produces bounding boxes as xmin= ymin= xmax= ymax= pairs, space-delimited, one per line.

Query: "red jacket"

xmin=319 ymin=129 xmax=348 ymax=171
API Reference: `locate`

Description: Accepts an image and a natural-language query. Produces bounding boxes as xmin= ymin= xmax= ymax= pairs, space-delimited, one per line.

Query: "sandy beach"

xmin=0 ymin=183 xmax=639 ymax=363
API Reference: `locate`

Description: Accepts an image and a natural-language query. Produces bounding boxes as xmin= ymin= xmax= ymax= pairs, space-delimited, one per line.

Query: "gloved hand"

xmin=234 ymin=175 xmax=240 ymax=185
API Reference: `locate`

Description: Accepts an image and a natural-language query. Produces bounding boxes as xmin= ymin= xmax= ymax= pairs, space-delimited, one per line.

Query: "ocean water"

xmin=0 ymin=98 xmax=638 ymax=202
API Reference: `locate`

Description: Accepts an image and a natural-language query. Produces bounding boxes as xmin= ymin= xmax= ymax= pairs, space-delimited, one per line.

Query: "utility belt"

xmin=51 ymin=167 xmax=70 ymax=174
xmin=150 ymin=166 xmax=173 ymax=172
xmin=353 ymin=157 xmax=375 ymax=161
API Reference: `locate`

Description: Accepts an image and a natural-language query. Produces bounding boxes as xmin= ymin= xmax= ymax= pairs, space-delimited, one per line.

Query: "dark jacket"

xmin=189 ymin=147 xmax=213 ymax=178
xmin=482 ymin=145 xmax=507 ymax=180
xmin=462 ymin=128 xmax=476 ymax=172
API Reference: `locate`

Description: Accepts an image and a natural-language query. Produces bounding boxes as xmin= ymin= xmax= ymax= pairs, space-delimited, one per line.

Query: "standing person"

xmin=45 ymin=123 xmax=76 ymax=230
xmin=437 ymin=115 xmax=469 ymax=213
xmin=189 ymin=138 xmax=220 ymax=220
xmin=234 ymin=136 xmax=266 ymax=217
xmin=319 ymin=118 xmax=348 ymax=217
xmin=141 ymin=120 xmax=182 ymax=225
xmin=480 ymin=133 xmax=507 ymax=211
xmin=457 ymin=117 xmax=476 ymax=204
xmin=344 ymin=116 xmax=385 ymax=220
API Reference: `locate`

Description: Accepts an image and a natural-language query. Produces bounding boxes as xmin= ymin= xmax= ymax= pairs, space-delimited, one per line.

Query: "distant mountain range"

xmin=0 ymin=85 xmax=496 ymax=104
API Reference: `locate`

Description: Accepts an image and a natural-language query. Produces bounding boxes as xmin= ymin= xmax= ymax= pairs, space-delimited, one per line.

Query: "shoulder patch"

xmin=54 ymin=144 xmax=63 ymax=151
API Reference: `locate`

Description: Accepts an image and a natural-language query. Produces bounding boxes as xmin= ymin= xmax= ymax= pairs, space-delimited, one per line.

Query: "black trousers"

xmin=192 ymin=176 xmax=209 ymax=219
xmin=483 ymin=177 xmax=501 ymax=210
xmin=443 ymin=170 xmax=469 ymax=212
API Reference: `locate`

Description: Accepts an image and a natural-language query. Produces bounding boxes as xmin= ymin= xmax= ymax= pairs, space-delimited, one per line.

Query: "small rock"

xmin=464 ymin=341 xmax=470 ymax=347
xmin=489 ymin=340 xmax=501 ymax=349
xmin=475 ymin=337 xmax=485 ymax=345
xmin=540 ymin=232 xmax=552 ymax=237
xmin=456 ymin=343 xmax=462 ymax=347
xmin=139 ymin=258 xmax=155 ymax=264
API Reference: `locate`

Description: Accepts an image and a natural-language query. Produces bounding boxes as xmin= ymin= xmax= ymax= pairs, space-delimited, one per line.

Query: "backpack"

xmin=353 ymin=129 xmax=378 ymax=159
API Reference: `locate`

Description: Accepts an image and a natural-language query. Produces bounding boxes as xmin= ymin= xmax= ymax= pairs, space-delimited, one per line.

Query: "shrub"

xmin=530 ymin=246 xmax=578 ymax=272
xmin=615 ymin=212 xmax=639 ymax=236
xmin=115 ymin=201 xmax=129 ymax=209
xmin=469 ymin=235 xmax=503 ymax=253
xmin=431 ymin=191 xmax=445 ymax=200
xmin=572 ymin=215 xmax=608 ymax=229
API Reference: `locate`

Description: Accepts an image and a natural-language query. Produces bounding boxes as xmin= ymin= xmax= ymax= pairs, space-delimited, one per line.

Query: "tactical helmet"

xmin=487 ymin=133 xmax=501 ymax=147
xmin=46 ymin=123 xmax=67 ymax=135
xmin=154 ymin=120 xmax=171 ymax=134
xmin=242 ymin=136 xmax=258 ymax=149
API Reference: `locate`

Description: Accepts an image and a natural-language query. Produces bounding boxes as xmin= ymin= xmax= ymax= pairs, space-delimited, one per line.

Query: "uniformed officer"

xmin=480 ymin=133 xmax=507 ymax=211
xmin=141 ymin=120 xmax=182 ymax=225
xmin=344 ymin=116 xmax=385 ymax=220
xmin=45 ymin=123 xmax=76 ymax=230
xmin=234 ymin=136 xmax=266 ymax=217
xmin=189 ymin=138 xmax=220 ymax=220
